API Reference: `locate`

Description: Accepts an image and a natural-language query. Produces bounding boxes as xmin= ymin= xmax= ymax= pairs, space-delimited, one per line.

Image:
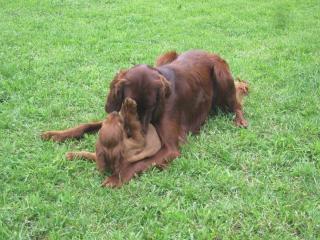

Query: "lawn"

xmin=0 ymin=0 xmax=319 ymax=239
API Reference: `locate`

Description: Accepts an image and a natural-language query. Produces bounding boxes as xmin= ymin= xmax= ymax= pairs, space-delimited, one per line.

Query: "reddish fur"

xmin=155 ymin=51 xmax=178 ymax=66
xmin=234 ymin=78 xmax=249 ymax=105
xmin=42 ymin=50 xmax=249 ymax=187
xmin=103 ymin=50 xmax=249 ymax=186
xmin=62 ymin=98 xmax=161 ymax=188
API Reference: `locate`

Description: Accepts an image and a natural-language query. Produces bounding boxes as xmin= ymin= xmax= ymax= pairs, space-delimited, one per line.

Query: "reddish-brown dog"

xmin=42 ymin=50 xmax=249 ymax=187
xmin=65 ymin=98 xmax=161 ymax=187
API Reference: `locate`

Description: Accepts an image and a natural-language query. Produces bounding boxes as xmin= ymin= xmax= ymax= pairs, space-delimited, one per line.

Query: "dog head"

xmin=96 ymin=112 xmax=125 ymax=174
xmin=105 ymin=65 xmax=171 ymax=132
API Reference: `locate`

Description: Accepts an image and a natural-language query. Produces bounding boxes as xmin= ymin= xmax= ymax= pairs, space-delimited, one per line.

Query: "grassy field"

xmin=1 ymin=0 xmax=319 ymax=239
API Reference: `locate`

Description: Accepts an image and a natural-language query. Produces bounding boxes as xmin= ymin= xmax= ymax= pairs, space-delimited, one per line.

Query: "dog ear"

xmin=95 ymin=141 xmax=107 ymax=174
xmin=157 ymin=75 xmax=171 ymax=99
xmin=151 ymin=75 xmax=171 ymax=123
xmin=105 ymin=70 xmax=127 ymax=113
xmin=114 ymin=78 xmax=126 ymax=100
xmin=105 ymin=141 xmax=124 ymax=176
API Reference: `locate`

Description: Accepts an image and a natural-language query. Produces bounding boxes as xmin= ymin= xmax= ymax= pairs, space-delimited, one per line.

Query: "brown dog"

xmin=64 ymin=98 xmax=161 ymax=187
xmin=42 ymin=50 xmax=249 ymax=187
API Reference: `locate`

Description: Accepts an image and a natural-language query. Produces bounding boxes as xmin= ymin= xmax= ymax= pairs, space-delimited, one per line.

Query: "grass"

xmin=0 ymin=0 xmax=319 ymax=239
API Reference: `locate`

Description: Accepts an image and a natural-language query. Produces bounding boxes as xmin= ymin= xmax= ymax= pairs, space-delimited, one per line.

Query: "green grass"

xmin=1 ymin=0 xmax=319 ymax=239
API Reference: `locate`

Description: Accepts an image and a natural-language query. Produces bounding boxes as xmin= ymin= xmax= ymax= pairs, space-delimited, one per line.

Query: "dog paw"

xmin=124 ymin=97 xmax=136 ymax=106
xmin=65 ymin=152 xmax=75 ymax=160
xmin=41 ymin=131 xmax=66 ymax=142
xmin=155 ymin=161 xmax=169 ymax=170
xmin=122 ymin=98 xmax=137 ymax=114
xmin=235 ymin=118 xmax=248 ymax=128
xmin=155 ymin=151 xmax=180 ymax=170
xmin=41 ymin=131 xmax=53 ymax=140
xmin=101 ymin=175 xmax=122 ymax=188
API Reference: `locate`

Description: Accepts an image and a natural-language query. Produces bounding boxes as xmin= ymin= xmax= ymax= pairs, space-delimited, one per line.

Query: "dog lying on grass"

xmin=65 ymin=98 xmax=161 ymax=187
xmin=42 ymin=80 xmax=248 ymax=188
xmin=42 ymin=50 xmax=250 ymax=187
xmin=66 ymin=82 xmax=249 ymax=187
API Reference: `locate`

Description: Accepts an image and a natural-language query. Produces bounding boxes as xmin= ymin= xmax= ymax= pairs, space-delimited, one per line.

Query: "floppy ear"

xmin=152 ymin=75 xmax=171 ymax=121
xmin=105 ymin=70 xmax=127 ymax=113
xmin=110 ymin=145 xmax=124 ymax=176
xmin=158 ymin=75 xmax=171 ymax=98
xmin=95 ymin=141 xmax=107 ymax=174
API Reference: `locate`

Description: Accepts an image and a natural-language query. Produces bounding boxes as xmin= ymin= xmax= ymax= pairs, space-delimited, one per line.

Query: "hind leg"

xmin=120 ymin=98 xmax=144 ymax=141
xmin=41 ymin=121 xmax=102 ymax=142
xmin=66 ymin=151 xmax=97 ymax=161
xmin=209 ymin=54 xmax=248 ymax=127
xmin=234 ymin=107 xmax=248 ymax=127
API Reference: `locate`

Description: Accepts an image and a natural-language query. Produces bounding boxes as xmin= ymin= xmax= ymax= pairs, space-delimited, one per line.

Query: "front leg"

xmin=101 ymin=147 xmax=180 ymax=188
xmin=66 ymin=151 xmax=97 ymax=162
xmin=120 ymin=97 xmax=144 ymax=141
xmin=227 ymin=90 xmax=248 ymax=128
xmin=234 ymin=109 xmax=248 ymax=127
xmin=41 ymin=121 xmax=102 ymax=142
xmin=101 ymin=174 xmax=121 ymax=188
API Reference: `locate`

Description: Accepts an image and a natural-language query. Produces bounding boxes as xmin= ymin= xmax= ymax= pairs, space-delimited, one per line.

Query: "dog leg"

xmin=209 ymin=54 xmax=248 ymax=127
xmin=41 ymin=121 xmax=102 ymax=142
xmin=226 ymin=90 xmax=248 ymax=128
xmin=101 ymin=175 xmax=121 ymax=188
xmin=101 ymin=147 xmax=180 ymax=188
xmin=120 ymin=98 xmax=144 ymax=141
xmin=66 ymin=151 xmax=97 ymax=161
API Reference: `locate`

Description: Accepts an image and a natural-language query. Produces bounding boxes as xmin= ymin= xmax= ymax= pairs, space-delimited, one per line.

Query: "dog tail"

xmin=234 ymin=78 xmax=249 ymax=105
xmin=155 ymin=51 xmax=179 ymax=67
